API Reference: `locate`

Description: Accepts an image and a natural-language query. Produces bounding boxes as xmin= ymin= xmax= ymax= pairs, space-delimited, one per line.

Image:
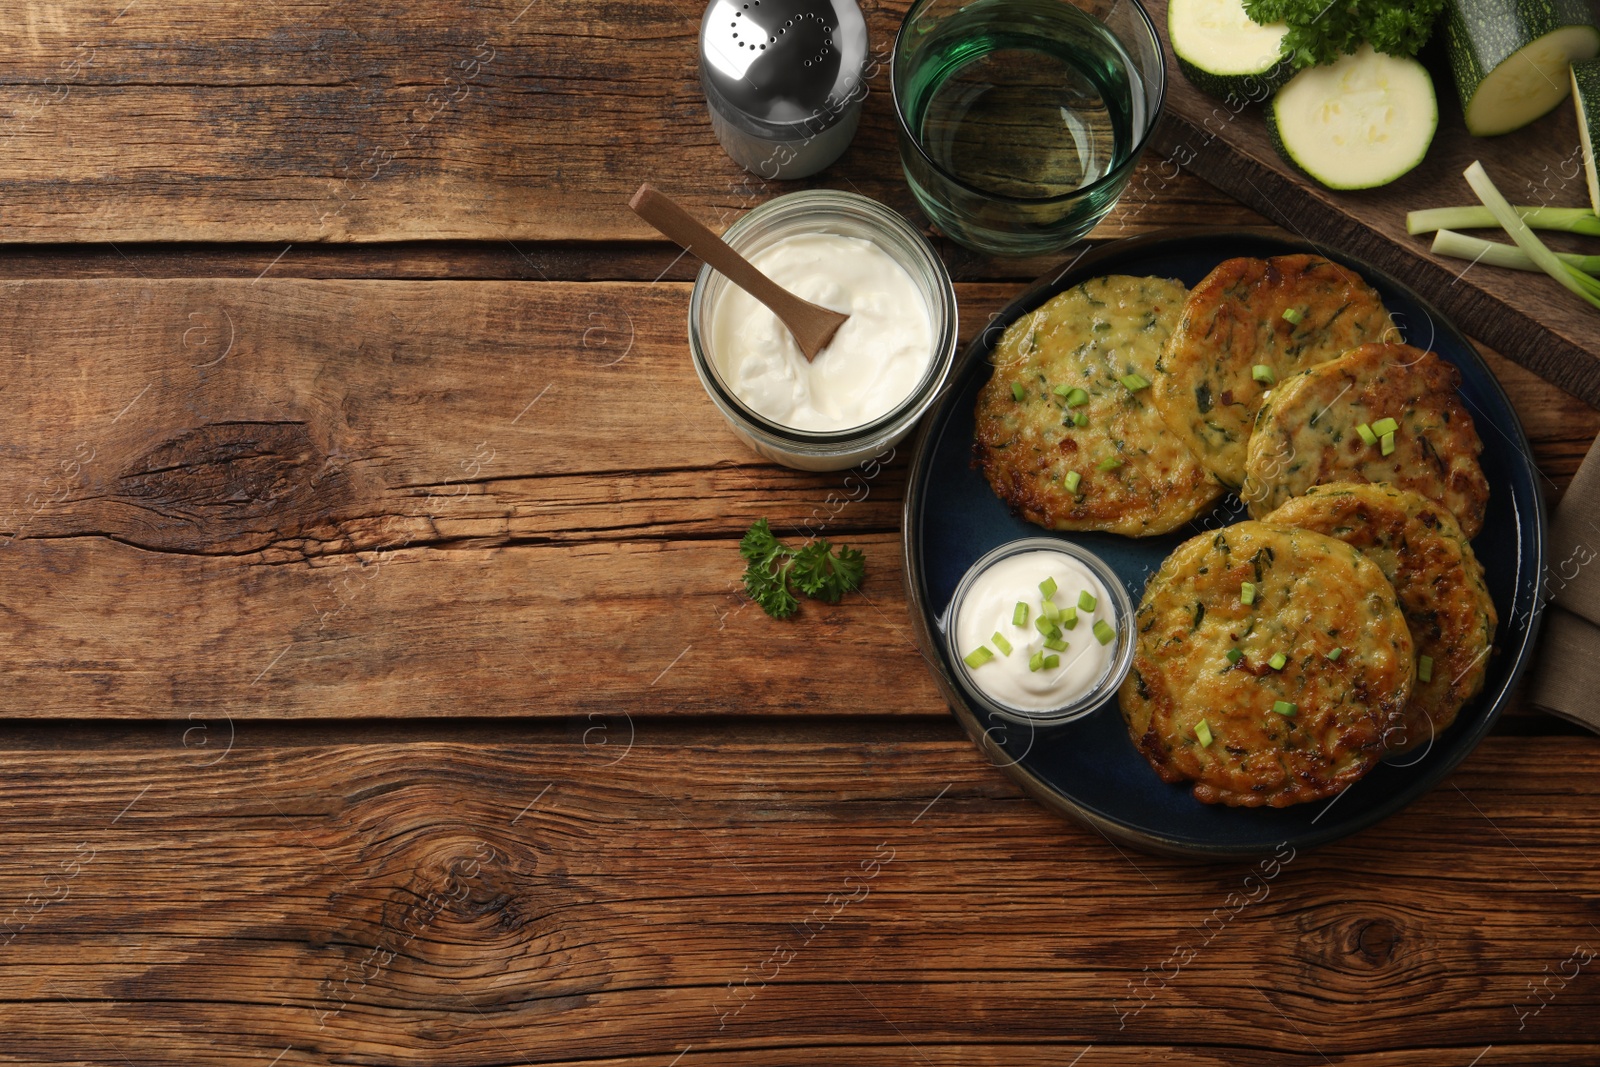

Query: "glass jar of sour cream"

xmin=688 ymin=190 xmax=958 ymax=472
xmin=944 ymin=538 xmax=1136 ymax=725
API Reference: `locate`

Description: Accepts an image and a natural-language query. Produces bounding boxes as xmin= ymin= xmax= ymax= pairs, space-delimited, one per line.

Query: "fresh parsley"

xmin=1243 ymin=0 xmax=1445 ymax=69
xmin=739 ymin=518 xmax=866 ymax=619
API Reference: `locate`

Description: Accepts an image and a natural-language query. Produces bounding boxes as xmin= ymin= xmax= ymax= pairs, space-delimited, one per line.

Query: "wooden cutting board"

xmin=1140 ymin=0 xmax=1600 ymax=408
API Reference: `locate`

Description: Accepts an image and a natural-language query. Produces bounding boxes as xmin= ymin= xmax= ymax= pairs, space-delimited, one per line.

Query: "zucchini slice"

xmin=1575 ymin=58 xmax=1600 ymax=214
xmin=1268 ymin=46 xmax=1438 ymax=190
xmin=1443 ymin=0 xmax=1600 ymax=137
xmin=1169 ymin=0 xmax=1291 ymax=104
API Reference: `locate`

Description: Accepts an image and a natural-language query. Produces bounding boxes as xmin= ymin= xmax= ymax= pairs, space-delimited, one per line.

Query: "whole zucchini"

xmin=1443 ymin=0 xmax=1600 ymax=136
xmin=1574 ymin=57 xmax=1600 ymax=212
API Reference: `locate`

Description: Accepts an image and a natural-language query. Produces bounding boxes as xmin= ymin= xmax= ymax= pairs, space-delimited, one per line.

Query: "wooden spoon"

xmin=629 ymin=183 xmax=848 ymax=362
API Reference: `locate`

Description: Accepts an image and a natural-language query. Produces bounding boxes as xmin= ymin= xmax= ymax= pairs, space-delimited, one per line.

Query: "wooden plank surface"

xmin=1139 ymin=0 xmax=1600 ymax=407
xmin=3 ymin=2 xmax=1597 ymax=1063
xmin=0 ymin=276 xmax=1591 ymax=719
xmin=0 ymin=724 xmax=1594 ymax=1064
xmin=0 ymin=0 xmax=1258 ymax=246
xmin=0 ymin=0 xmax=1585 ymax=403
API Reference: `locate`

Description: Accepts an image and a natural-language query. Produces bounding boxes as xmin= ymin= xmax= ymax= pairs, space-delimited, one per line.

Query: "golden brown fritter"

xmin=1118 ymin=521 xmax=1414 ymax=807
xmin=1153 ymin=254 xmax=1394 ymax=487
xmin=973 ymin=275 xmax=1223 ymax=537
xmin=1242 ymin=343 xmax=1489 ymax=539
xmin=1265 ymin=483 xmax=1497 ymax=750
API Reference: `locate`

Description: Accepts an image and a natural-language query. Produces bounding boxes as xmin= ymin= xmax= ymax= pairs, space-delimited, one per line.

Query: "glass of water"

xmin=891 ymin=0 xmax=1165 ymax=256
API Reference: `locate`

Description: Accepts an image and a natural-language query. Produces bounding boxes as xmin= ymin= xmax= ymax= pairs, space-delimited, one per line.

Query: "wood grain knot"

xmin=1298 ymin=907 xmax=1419 ymax=982
xmin=307 ymin=819 xmax=613 ymax=1021
xmin=344 ymin=821 xmax=550 ymax=946
xmin=111 ymin=421 xmax=351 ymax=553
xmin=1356 ymin=919 xmax=1401 ymax=963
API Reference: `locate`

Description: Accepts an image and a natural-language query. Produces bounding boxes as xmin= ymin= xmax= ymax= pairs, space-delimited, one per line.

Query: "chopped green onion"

xmin=1042 ymin=654 xmax=1061 ymax=670
xmin=991 ymin=632 xmax=1013 ymax=657
xmin=1061 ymin=605 xmax=1079 ymax=630
xmin=1064 ymin=387 xmax=1089 ymax=408
xmin=1380 ymin=431 xmax=1396 ymax=456
xmin=1226 ymin=648 xmax=1243 ymax=664
xmin=1195 ymin=719 xmax=1214 ymax=747
xmin=1418 ymin=655 xmax=1434 ymax=683
xmin=1251 ymin=363 xmax=1276 ymax=386
xmin=1013 ymin=602 xmax=1029 ymax=627
xmin=1463 ymin=161 xmax=1600 ymax=312
xmin=1035 ymin=616 xmax=1060 ymax=639
xmin=1241 ymin=581 xmax=1257 ymax=606
xmin=1028 ymin=650 xmax=1044 ymax=672
xmin=1064 ymin=470 xmax=1082 ymax=494
xmin=1268 ymin=652 xmax=1287 ymax=671
xmin=1078 ymin=590 xmax=1097 ymax=612
xmin=1327 ymin=647 xmax=1343 ymax=661
xmin=1120 ymin=373 xmax=1151 ymax=391
xmin=1053 ymin=383 xmax=1072 ymax=397
xmin=1371 ymin=417 xmax=1399 ymax=436
xmin=1072 ymin=411 xmax=1089 ymax=427
xmin=1042 ymin=598 xmax=1060 ymax=623
xmin=1271 ymin=700 xmax=1298 ymax=716
xmin=1356 ymin=423 xmax=1378 ymax=446
xmin=1097 ymin=456 xmax=1123 ymax=472
xmin=1011 ymin=382 xmax=1026 ymax=402
xmin=964 ymin=646 xmax=994 ymax=668
xmin=1043 ymin=635 xmax=1068 ymax=652
xmin=1282 ymin=307 xmax=1304 ymax=324
xmin=1093 ymin=619 xmax=1115 ymax=645
xmin=1039 ymin=576 xmax=1058 ymax=600
xmin=1405 ymin=204 xmax=1600 ymax=237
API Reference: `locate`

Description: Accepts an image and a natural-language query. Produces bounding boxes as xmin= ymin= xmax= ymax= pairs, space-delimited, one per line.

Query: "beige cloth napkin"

xmin=1530 ymin=434 xmax=1600 ymax=729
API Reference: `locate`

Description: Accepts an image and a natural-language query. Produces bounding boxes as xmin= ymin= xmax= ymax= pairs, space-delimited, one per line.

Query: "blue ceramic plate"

xmin=903 ymin=230 xmax=1548 ymax=858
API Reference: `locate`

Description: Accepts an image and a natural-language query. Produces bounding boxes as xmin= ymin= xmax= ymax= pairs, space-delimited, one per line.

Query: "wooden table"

xmin=2 ymin=2 xmax=1599 ymax=1063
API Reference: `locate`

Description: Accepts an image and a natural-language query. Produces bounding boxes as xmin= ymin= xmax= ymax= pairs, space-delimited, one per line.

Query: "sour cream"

xmin=953 ymin=548 xmax=1119 ymax=715
xmin=709 ymin=232 xmax=934 ymax=432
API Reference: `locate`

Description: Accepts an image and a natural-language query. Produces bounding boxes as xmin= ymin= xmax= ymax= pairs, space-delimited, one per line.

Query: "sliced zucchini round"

xmin=1444 ymin=0 xmax=1600 ymax=137
xmin=1268 ymin=46 xmax=1438 ymax=191
xmin=1169 ymin=0 xmax=1292 ymax=104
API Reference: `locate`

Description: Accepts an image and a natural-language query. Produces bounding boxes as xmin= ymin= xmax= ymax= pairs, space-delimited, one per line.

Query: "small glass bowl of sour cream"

xmin=943 ymin=538 xmax=1136 ymax=726
xmin=688 ymin=190 xmax=958 ymax=472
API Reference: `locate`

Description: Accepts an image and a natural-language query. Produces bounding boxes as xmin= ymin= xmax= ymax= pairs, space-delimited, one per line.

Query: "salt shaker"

xmin=699 ymin=0 xmax=869 ymax=180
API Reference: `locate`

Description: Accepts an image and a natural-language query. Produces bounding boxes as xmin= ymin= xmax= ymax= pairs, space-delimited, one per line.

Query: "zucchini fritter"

xmin=1153 ymin=255 xmax=1393 ymax=487
xmin=1118 ymin=521 xmax=1414 ymax=807
xmin=1265 ymin=483 xmax=1497 ymax=749
xmin=973 ymin=276 xmax=1223 ymax=537
xmin=1242 ymin=343 xmax=1489 ymax=539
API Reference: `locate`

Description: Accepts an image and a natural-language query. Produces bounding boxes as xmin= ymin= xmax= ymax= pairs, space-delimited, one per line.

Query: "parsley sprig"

xmin=1243 ymin=0 xmax=1445 ymax=69
xmin=739 ymin=519 xmax=866 ymax=619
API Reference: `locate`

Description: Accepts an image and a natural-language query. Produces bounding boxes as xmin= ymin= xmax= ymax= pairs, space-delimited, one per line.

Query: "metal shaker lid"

xmin=700 ymin=0 xmax=868 ymax=139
